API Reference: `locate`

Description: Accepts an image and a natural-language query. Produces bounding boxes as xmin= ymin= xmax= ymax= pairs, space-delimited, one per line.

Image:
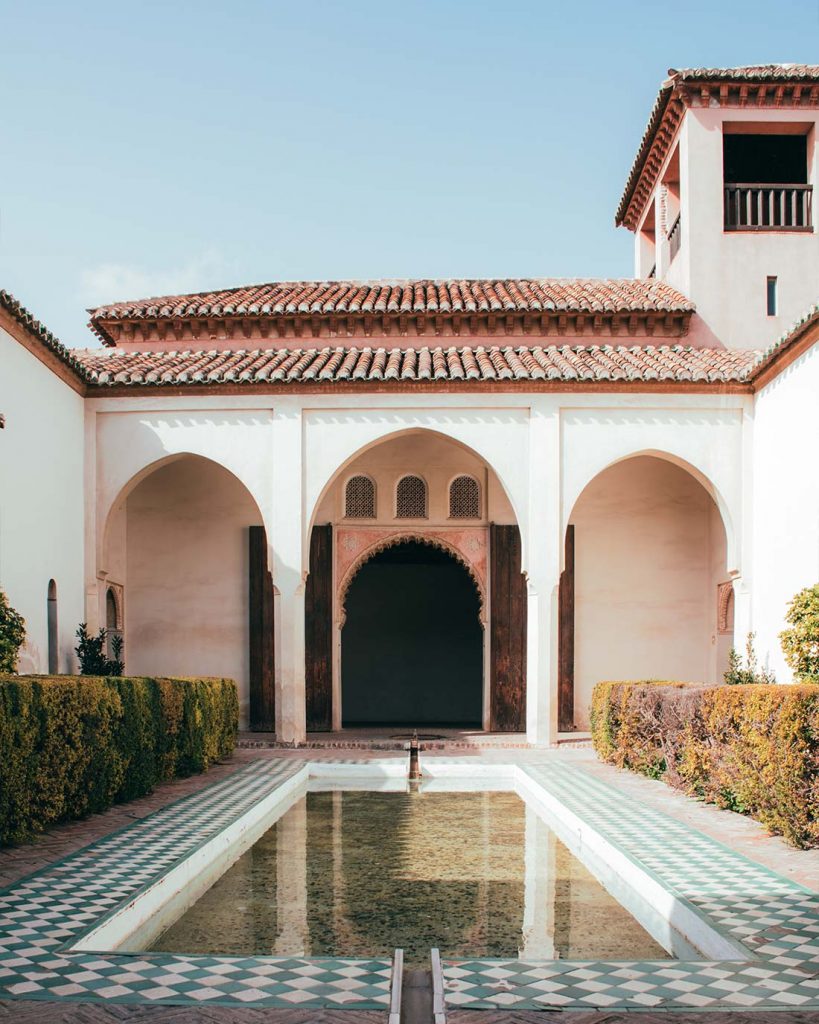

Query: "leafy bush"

xmin=75 ymin=624 xmax=124 ymax=675
xmin=0 ymin=675 xmax=238 ymax=845
xmin=591 ymin=679 xmax=819 ymax=848
xmin=0 ymin=590 xmax=25 ymax=673
xmin=780 ymin=583 xmax=819 ymax=683
xmin=724 ymin=632 xmax=775 ymax=685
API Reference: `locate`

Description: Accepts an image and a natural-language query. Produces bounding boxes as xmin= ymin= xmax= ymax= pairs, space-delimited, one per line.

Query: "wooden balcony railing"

xmin=667 ymin=213 xmax=682 ymax=262
xmin=724 ymin=183 xmax=813 ymax=231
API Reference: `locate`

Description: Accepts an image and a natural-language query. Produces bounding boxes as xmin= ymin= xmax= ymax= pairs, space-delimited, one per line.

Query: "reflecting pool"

xmin=150 ymin=790 xmax=670 ymax=965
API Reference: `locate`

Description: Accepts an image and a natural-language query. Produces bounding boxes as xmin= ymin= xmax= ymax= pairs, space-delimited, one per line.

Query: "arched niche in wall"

xmin=561 ymin=454 xmax=730 ymax=732
xmin=100 ymin=453 xmax=266 ymax=730
xmin=47 ymin=579 xmax=58 ymax=674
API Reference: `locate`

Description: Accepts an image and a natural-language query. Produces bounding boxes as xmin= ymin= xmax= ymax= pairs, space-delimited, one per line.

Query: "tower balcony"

xmin=724 ymin=183 xmax=813 ymax=232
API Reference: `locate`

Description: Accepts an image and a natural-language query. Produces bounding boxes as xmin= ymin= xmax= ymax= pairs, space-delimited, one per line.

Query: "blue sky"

xmin=2 ymin=0 xmax=818 ymax=347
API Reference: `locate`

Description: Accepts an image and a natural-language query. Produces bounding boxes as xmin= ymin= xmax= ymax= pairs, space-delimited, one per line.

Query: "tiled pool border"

xmin=0 ymin=756 xmax=817 ymax=1011
xmin=0 ymin=759 xmax=396 ymax=1009
xmin=441 ymin=763 xmax=819 ymax=1012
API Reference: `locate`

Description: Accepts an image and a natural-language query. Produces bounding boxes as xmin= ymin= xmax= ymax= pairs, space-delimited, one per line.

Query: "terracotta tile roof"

xmin=0 ymin=289 xmax=87 ymax=379
xmin=74 ymin=343 xmax=759 ymax=388
xmin=616 ymin=65 xmax=819 ymax=229
xmin=87 ymin=278 xmax=695 ymax=345
xmin=752 ymin=300 xmax=819 ymax=381
xmin=672 ymin=64 xmax=819 ymax=83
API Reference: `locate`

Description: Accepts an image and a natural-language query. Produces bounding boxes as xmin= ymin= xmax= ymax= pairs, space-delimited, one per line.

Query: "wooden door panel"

xmin=558 ymin=525 xmax=575 ymax=731
xmin=306 ymin=524 xmax=333 ymax=731
xmin=248 ymin=525 xmax=275 ymax=731
xmin=489 ymin=524 xmax=527 ymax=732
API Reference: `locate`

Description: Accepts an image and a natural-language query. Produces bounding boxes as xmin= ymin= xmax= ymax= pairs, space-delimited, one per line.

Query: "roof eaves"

xmin=615 ymin=74 xmax=677 ymax=228
xmin=615 ymin=65 xmax=819 ymax=230
xmin=749 ymin=300 xmax=819 ymax=381
xmin=0 ymin=290 xmax=89 ymax=384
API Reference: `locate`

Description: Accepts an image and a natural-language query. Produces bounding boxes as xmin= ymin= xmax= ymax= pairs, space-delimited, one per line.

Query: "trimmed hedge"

xmin=591 ymin=680 xmax=819 ymax=849
xmin=0 ymin=675 xmax=238 ymax=845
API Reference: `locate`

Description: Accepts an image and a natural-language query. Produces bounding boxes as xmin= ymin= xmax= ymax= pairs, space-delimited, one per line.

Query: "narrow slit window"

xmin=47 ymin=579 xmax=58 ymax=674
xmin=106 ymin=587 xmax=123 ymax=660
xmin=767 ymin=276 xmax=778 ymax=316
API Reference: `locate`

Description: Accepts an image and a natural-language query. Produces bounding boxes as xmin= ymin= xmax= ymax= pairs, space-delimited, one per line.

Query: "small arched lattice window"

xmin=395 ymin=475 xmax=427 ymax=518
xmin=345 ymin=475 xmax=376 ymax=518
xmin=449 ymin=475 xmax=480 ymax=518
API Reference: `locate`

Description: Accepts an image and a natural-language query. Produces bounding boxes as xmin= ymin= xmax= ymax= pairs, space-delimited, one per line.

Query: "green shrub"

xmin=780 ymin=583 xmax=819 ymax=682
xmin=0 ymin=675 xmax=238 ymax=845
xmin=75 ymin=623 xmax=124 ymax=675
xmin=591 ymin=679 xmax=819 ymax=848
xmin=0 ymin=590 xmax=25 ymax=673
xmin=724 ymin=632 xmax=776 ymax=685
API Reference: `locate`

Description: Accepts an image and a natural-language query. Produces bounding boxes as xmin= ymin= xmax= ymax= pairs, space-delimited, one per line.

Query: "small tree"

xmin=0 ymin=589 xmax=26 ymax=673
xmin=780 ymin=583 xmax=819 ymax=683
xmin=75 ymin=624 xmax=124 ymax=676
xmin=724 ymin=632 xmax=776 ymax=685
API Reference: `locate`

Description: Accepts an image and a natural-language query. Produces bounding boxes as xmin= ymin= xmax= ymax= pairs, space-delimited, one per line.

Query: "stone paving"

xmin=0 ymin=741 xmax=818 ymax=1022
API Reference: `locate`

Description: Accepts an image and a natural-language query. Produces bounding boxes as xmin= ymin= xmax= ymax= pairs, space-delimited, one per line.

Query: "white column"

xmin=274 ymin=797 xmax=308 ymax=954
xmin=734 ymin=401 xmax=754 ymax=648
xmin=521 ymin=804 xmax=556 ymax=959
xmin=271 ymin=401 xmax=307 ymax=744
xmin=84 ymin=406 xmax=101 ymax=636
xmin=524 ymin=400 xmax=561 ymax=745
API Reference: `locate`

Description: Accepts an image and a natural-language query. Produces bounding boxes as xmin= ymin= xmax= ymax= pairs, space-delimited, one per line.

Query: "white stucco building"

xmin=2 ymin=64 xmax=819 ymax=745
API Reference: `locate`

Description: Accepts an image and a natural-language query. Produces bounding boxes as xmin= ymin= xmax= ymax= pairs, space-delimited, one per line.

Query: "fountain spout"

xmin=408 ymin=730 xmax=421 ymax=780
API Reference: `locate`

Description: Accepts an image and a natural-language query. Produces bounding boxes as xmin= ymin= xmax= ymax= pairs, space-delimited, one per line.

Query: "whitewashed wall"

xmin=0 ymin=326 xmax=85 ymax=673
xmin=88 ymin=392 xmax=748 ymax=743
xmin=122 ymin=457 xmax=263 ymax=726
xmin=571 ymin=455 xmax=728 ymax=728
xmin=752 ymin=344 xmax=819 ymax=681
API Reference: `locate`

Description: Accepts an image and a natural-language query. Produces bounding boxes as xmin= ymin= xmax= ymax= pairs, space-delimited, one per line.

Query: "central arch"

xmin=305 ymin=428 xmax=527 ymax=734
xmin=341 ymin=539 xmax=483 ymax=727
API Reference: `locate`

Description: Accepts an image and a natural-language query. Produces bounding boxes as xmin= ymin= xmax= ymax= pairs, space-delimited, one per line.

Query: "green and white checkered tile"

xmin=442 ymin=958 xmax=819 ymax=1010
xmin=441 ymin=762 xmax=819 ymax=1011
xmin=0 ymin=760 xmax=392 ymax=1009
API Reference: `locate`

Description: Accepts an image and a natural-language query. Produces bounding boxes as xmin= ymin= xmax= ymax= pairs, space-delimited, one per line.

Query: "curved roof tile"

xmin=74 ymin=343 xmax=758 ymax=388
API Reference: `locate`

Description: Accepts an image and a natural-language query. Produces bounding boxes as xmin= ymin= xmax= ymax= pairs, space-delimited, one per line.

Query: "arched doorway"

xmin=341 ymin=540 xmax=483 ymax=726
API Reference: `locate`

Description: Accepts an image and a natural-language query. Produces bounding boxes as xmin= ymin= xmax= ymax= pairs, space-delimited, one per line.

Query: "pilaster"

xmin=524 ymin=399 xmax=562 ymax=745
xmin=270 ymin=401 xmax=307 ymax=744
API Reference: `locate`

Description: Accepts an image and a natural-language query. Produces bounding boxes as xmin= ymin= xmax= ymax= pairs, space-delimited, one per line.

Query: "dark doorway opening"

xmin=342 ymin=540 xmax=483 ymax=727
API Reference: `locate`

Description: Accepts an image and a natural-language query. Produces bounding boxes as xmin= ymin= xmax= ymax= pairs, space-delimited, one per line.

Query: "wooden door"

xmin=305 ymin=524 xmax=333 ymax=731
xmin=558 ymin=525 xmax=575 ymax=731
xmin=489 ymin=524 xmax=527 ymax=731
xmin=248 ymin=525 xmax=275 ymax=731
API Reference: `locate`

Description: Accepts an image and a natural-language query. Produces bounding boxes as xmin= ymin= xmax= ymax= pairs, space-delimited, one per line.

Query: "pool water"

xmin=150 ymin=789 xmax=670 ymax=965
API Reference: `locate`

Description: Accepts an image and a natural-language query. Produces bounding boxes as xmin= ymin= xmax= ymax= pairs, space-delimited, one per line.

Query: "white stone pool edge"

xmin=71 ymin=758 xmax=745 ymax=964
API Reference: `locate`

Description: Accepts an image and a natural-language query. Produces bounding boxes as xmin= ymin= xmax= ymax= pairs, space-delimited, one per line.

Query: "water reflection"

xmin=151 ymin=790 xmax=669 ymax=966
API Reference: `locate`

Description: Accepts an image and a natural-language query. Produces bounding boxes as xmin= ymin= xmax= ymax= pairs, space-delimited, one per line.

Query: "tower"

xmin=618 ymin=66 xmax=819 ymax=349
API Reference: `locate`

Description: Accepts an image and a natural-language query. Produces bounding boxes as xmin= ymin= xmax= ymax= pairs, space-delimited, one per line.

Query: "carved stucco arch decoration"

xmin=337 ymin=531 xmax=487 ymax=629
xmin=717 ymin=580 xmax=735 ymax=635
